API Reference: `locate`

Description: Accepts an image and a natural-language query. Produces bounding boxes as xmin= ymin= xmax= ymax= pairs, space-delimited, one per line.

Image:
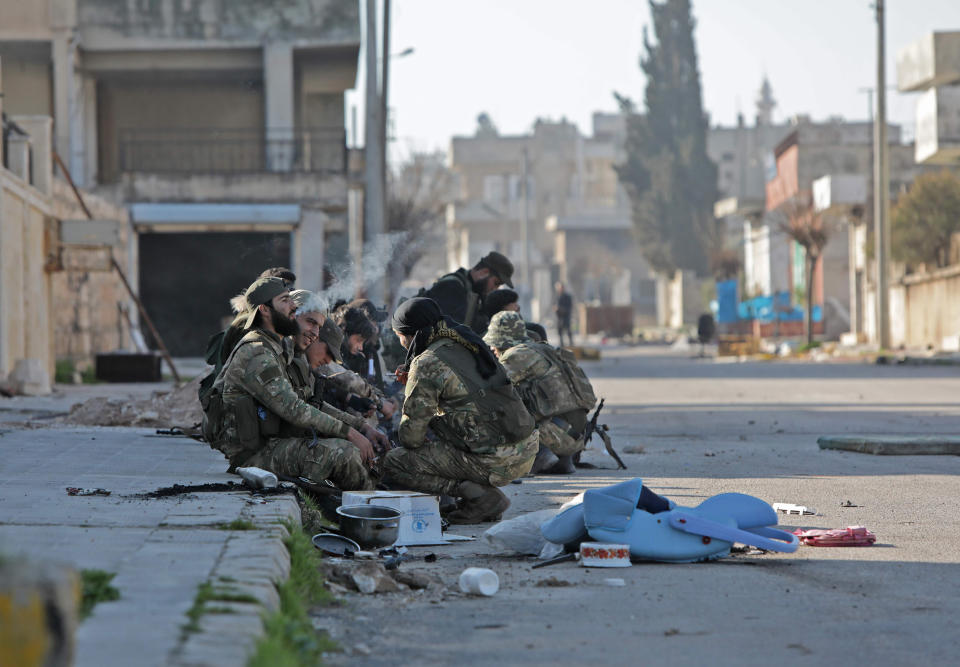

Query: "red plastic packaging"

xmin=792 ymin=525 xmax=876 ymax=546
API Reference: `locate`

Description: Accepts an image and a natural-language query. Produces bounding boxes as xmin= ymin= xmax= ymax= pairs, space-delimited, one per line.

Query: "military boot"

xmin=543 ymin=455 xmax=576 ymax=475
xmin=529 ymin=445 xmax=559 ymax=475
xmin=446 ymin=481 xmax=510 ymax=524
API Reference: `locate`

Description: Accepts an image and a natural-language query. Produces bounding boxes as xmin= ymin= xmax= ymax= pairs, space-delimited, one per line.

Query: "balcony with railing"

xmin=117 ymin=127 xmax=346 ymax=175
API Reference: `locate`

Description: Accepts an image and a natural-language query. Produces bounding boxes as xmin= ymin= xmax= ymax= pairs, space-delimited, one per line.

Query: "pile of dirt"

xmin=62 ymin=376 xmax=203 ymax=428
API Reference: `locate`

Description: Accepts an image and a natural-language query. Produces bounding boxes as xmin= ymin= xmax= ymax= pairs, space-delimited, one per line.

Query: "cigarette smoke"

xmin=322 ymin=231 xmax=420 ymax=308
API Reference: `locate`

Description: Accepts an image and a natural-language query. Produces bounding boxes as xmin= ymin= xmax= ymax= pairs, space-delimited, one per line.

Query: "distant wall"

xmin=901 ymin=265 xmax=960 ymax=348
xmin=0 ymin=170 xmax=54 ymax=383
xmin=49 ymin=179 xmax=132 ymax=363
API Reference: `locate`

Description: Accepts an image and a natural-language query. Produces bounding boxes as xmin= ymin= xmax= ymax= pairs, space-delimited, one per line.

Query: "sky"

xmin=344 ymin=0 xmax=960 ymax=162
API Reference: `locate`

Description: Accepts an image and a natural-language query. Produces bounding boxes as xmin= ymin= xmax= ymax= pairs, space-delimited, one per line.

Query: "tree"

xmin=778 ymin=193 xmax=828 ymax=345
xmin=615 ymin=0 xmax=719 ymax=277
xmin=385 ymin=152 xmax=452 ymax=307
xmin=892 ymin=170 xmax=960 ymax=270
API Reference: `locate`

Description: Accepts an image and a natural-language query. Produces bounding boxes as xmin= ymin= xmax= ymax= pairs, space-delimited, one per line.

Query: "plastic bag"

xmin=482 ymin=509 xmax=559 ymax=556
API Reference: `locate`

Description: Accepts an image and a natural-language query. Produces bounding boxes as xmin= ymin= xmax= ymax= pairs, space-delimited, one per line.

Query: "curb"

xmin=171 ymin=494 xmax=301 ymax=667
xmin=818 ymin=435 xmax=960 ymax=456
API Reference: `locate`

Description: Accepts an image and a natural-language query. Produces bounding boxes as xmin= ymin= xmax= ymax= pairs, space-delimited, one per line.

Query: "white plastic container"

xmin=458 ymin=567 xmax=499 ymax=596
xmin=579 ymin=542 xmax=632 ymax=567
xmin=236 ymin=467 xmax=278 ymax=489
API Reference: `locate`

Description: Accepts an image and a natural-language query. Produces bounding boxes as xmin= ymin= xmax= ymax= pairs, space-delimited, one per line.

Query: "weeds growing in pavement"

xmin=247 ymin=519 xmax=336 ymax=667
xmin=220 ymin=518 xmax=258 ymax=531
xmin=183 ymin=581 xmax=259 ymax=634
xmin=80 ymin=569 xmax=120 ymax=620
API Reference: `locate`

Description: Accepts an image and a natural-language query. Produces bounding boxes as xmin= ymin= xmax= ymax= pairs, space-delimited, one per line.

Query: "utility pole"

xmin=381 ymin=0 xmax=391 ymax=228
xmin=873 ymin=0 xmax=891 ymax=348
xmin=521 ymin=148 xmax=532 ymax=314
xmin=363 ymin=0 xmax=384 ymax=303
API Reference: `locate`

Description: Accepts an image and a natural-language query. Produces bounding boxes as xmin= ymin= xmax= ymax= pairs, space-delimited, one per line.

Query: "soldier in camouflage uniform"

xmin=382 ymin=297 xmax=538 ymax=524
xmin=284 ymin=298 xmax=391 ymax=455
xmin=484 ymin=310 xmax=589 ymax=475
xmin=204 ymin=277 xmax=376 ymax=490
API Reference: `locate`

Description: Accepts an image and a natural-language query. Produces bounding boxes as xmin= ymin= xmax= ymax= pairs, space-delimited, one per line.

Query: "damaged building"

xmin=0 ymin=0 xmax=360 ymax=357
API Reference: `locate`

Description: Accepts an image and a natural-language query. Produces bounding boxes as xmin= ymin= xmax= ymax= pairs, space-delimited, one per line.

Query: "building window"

xmin=483 ymin=175 xmax=504 ymax=203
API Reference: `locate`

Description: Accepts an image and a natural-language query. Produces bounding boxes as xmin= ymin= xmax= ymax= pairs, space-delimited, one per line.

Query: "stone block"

xmin=8 ymin=358 xmax=51 ymax=396
xmin=0 ymin=559 xmax=80 ymax=667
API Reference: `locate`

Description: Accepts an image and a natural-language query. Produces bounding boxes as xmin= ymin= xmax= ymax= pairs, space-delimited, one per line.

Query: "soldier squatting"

xmin=200 ymin=252 xmax=603 ymax=524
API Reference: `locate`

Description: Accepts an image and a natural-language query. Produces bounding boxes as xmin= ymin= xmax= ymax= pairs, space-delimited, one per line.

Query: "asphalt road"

xmin=320 ymin=345 xmax=960 ymax=667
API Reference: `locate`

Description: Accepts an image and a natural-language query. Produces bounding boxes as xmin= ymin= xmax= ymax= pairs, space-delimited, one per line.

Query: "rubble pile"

xmin=62 ymin=376 xmax=203 ymax=428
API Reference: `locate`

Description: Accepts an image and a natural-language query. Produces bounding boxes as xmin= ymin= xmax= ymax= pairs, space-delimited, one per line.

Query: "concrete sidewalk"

xmin=0 ymin=424 xmax=297 ymax=667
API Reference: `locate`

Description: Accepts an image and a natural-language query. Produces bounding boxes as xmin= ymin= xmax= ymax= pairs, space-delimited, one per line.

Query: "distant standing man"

xmin=422 ymin=252 xmax=515 ymax=336
xmin=555 ymin=282 xmax=574 ymax=348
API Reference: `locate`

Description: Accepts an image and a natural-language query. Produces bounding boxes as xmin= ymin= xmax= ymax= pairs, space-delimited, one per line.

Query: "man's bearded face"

xmin=270 ymin=304 xmax=300 ymax=336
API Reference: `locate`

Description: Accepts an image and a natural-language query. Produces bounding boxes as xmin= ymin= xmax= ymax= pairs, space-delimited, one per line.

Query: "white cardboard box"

xmin=341 ymin=490 xmax=444 ymax=546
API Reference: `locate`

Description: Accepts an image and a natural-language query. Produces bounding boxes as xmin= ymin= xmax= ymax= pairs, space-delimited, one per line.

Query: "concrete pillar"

xmin=6 ymin=133 xmax=31 ymax=183
xmin=52 ymin=31 xmax=73 ymax=170
xmin=263 ymin=42 xmax=295 ymax=172
xmin=13 ymin=116 xmax=54 ymax=196
xmin=294 ymin=207 xmax=327 ymax=292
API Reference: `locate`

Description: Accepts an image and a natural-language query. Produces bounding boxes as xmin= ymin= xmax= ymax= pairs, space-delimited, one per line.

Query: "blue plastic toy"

xmin=540 ymin=478 xmax=798 ymax=563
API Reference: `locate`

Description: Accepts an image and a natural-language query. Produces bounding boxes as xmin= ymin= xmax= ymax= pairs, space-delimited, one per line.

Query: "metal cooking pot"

xmin=335 ymin=504 xmax=401 ymax=549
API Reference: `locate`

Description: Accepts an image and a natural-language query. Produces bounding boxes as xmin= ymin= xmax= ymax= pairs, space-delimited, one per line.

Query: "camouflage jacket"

xmin=318 ymin=362 xmax=386 ymax=404
xmin=217 ymin=329 xmax=351 ymax=460
xmin=287 ymin=353 xmax=367 ymax=433
xmin=398 ymin=338 xmax=531 ymax=453
xmin=498 ymin=342 xmax=584 ymax=451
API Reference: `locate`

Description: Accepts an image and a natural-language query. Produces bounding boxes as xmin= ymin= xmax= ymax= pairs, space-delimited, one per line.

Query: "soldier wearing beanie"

xmin=421 ymin=251 xmax=515 ymax=336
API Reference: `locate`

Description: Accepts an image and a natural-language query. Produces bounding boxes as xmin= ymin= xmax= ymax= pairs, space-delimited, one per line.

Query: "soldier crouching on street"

xmin=484 ymin=311 xmax=593 ymax=475
xmin=201 ymin=277 xmax=377 ymax=491
xmin=381 ymin=297 xmax=538 ymax=524
xmin=285 ymin=289 xmax=390 ymax=454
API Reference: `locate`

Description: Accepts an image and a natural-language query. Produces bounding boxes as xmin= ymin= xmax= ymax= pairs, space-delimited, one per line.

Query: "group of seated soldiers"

xmin=199 ymin=252 xmax=597 ymax=524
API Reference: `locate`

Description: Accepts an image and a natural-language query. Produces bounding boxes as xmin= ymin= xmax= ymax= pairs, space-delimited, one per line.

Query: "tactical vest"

xmin=427 ymin=340 xmax=535 ymax=455
xmin=512 ymin=343 xmax=596 ymax=437
xmin=200 ymin=333 xmax=281 ymax=464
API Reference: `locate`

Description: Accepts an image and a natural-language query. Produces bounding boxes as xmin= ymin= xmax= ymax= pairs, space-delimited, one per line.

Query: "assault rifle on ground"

xmin=584 ymin=398 xmax=626 ymax=470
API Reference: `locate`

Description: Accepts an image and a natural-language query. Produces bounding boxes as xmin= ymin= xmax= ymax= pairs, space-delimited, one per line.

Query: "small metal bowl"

xmin=335 ymin=504 xmax=401 ymax=549
xmin=312 ymin=533 xmax=361 ymax=557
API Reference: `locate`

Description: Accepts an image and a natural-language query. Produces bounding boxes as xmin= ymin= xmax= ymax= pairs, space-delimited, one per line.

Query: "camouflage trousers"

xmin=538 ymin=419 xmax=585 ymax=457
xmin=382 ymin=429 xmax=539 ymax=496
xmin=244 ymin=436 xmax=374 ymax=491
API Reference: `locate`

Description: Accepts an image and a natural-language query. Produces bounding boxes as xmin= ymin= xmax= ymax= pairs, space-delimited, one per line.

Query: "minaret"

xmin=755 ymin=76 xmax=776 ymax=127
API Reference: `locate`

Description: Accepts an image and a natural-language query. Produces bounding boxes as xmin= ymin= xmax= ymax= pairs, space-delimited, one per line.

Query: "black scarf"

xmin=392 ymin=297 xmax=498 ymax=379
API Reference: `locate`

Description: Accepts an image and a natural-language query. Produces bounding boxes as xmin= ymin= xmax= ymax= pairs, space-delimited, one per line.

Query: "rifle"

xmin=584 ymin=398 xmax=626 ymax=470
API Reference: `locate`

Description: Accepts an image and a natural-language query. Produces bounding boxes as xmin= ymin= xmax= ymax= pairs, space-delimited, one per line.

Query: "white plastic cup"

xmin=236 ymin=466 xmax=278 ymax=489
xmin=458 ymin=567 xmax=499 ymax=596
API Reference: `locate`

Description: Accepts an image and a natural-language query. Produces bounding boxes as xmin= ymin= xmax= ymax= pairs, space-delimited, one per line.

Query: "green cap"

xmin=483 ymin=311 xmax=530 ymax=349
xmin=481 ymin=251 xmax=515 ymax=288
xmin=240 ymin=277 xmax=290 ymax=329
xmin=316 ymin=319 xmax=344 ymax=364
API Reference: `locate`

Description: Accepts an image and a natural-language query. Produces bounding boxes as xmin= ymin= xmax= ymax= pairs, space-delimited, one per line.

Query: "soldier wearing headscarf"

xmin=381 ymin=297 xmax=538 ymax=524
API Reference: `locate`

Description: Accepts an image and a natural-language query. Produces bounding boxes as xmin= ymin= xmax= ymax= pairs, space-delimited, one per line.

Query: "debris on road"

xmin=65 ymin=487 xmax=111 ymax=496
xmin=458 ymin=567 xmax=499 ymax=596
xmin=603 ymin=578 xmax=626 ymax=587
xmin=482 ymin=509 xmax=557 ymax=556
xmin=535 ymin=577 xmax=573 ymax=587
xmin=773 ymin=503 xmax=817 ymax=515
xmin=840 ymin=500 xmax=862 ymax=508
xmin=623 ymin=445 xmax=646 ymax=454
xmin=62 ymin=376 xmax=202 ymax=428
xmin=793 ymin=526 xmax=877 ymax=547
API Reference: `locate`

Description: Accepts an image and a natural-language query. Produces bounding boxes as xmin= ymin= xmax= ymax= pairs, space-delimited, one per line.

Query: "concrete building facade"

xmin=447 ymin=113 xmax=656 ymax=327
xmin=0 ymin=0 xmax=359 ymax=355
